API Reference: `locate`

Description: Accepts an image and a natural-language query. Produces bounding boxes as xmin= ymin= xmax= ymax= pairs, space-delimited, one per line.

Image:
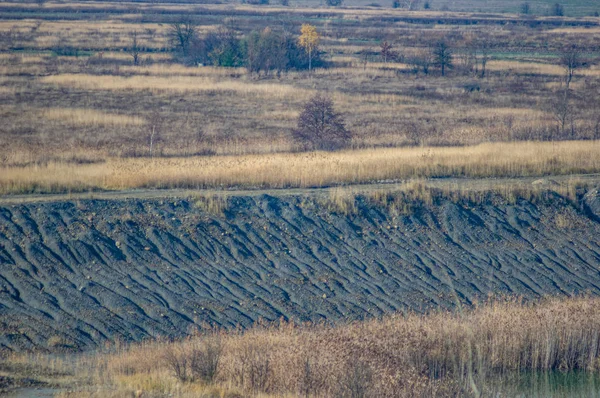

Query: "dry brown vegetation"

xmin=4 ymin=296 xmax=600 ymax=397
xmin=0 ymin=140 xmax=598 ymax=194
xmin=1 ymin=0 xmax=599 ymax=188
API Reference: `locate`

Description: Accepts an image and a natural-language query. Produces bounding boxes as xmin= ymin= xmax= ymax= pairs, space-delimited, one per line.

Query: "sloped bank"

xmin=1 ymin=188 xmax=600 ymax=352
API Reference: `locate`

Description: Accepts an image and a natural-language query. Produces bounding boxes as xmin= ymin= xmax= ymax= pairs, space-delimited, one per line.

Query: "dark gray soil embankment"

xmin=1 ymin=189 xmax=600 ymax=352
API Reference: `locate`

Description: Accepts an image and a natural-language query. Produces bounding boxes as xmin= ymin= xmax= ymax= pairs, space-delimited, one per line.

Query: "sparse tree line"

xmin=166 ymin=20 xmax=323 ymax=74
xmin=137 ymin=20 xmax=595 ymax=152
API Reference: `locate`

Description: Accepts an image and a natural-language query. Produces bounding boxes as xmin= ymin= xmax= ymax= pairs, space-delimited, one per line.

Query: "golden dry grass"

xmin=42 ymin=108 xmax=146 ymax=127
xmin=41 ymin=74 xmax=313 ymax=98
xmin=487 ymin=60 xmax=600 ymax=77
xmin=0 ymin=140 xmax=598 ymax=194
xmin=118 ymin=64 xmax=246 ymax=77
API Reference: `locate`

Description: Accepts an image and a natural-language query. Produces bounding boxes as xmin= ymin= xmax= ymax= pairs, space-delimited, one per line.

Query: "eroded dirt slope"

xmin=1 ymin=190 xmax=600 ymax=351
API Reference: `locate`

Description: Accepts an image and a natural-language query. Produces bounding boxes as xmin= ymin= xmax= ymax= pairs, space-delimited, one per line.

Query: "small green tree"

xmin=208 ymin=27 xmax=245 ymax=67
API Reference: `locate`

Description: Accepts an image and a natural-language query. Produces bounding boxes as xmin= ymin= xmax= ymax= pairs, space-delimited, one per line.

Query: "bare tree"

xmin=550 ymin=90 xmax=577 ymax=138
xmin=359 ymin=47 xmax=372 ymax=71
xmin=128 ymin=31 xmax=141 ymax=66
xmin=559 ymin=46 xmax=583 ymax=89
xmin=169 ymin=19 xmax=197 ymax=58
xmin=293 ymin=93 xmax=352 ymax=151
xmin=476 ymin=38 xmax=491 ymax=78
xmin=552 ymin=3 xmax=564 ymax=16
xmin=148 ymin=111 xmax=164 ymax=158
xmin=432 ymin=41 xmax=453 ymax=76
xmin=380 ymin=41 xmax=396 ymax=63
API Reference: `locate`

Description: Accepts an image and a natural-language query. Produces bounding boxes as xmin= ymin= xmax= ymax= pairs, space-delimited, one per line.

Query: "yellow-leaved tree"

xmin=298 ymin=24 xmax=320 ymax=72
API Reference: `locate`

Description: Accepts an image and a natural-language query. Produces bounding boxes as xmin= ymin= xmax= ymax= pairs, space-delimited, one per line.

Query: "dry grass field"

xmin=4 ymin=297 xmax=600 ymax=397
xmin=1 ymin=140 xmax=599 ymax=194
xmin=0 ymin=1 xmax=599 ymax=191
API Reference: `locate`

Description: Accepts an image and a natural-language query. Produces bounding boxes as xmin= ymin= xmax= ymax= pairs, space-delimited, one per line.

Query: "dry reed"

xmin=1 ymin=141 xmax=598 ymax=194
xmin=15 ymin=296 xmax=600 ymax=398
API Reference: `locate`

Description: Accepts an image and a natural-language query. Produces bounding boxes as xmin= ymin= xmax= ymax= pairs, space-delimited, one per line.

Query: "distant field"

xmin=0 ymin=0 xmax=599 ymax=192
xmin=3 ymin=0 xmax=596 ymax=16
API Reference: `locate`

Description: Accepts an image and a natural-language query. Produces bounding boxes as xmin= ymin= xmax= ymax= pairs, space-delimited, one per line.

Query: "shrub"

xmin=189 ymin=336 xmax=223 ymax=383
xmin=164 ymin=345 xmax=190 ymax=382
xmin=233 ymin=342 xmax=272 ymax=393
xmin=164 ymin=336 xmax=223 ymax=383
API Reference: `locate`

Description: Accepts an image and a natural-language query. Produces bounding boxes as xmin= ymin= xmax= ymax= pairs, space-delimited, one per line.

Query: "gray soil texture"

xmin=1 ymin=188 xmax=600 ymax=352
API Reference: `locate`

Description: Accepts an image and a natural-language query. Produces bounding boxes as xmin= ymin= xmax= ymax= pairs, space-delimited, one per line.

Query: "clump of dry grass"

xmin=314 ymin=178 xmax=587 ymax=217
xmin=191 ymin=193 xmax=229 ymax=216
xmin=42 ymin=108 xmax=146 ymax=127
xmin=14 ymin=297 xmax=600 ymax=398
xmin=0 ymin=141 xmax=598 ymax=195
xmin=41 ymin=74 xmax=313 ymax=99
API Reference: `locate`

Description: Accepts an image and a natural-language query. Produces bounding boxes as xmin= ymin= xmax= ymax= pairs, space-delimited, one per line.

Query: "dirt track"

xmin=1 ymin=178 xmax=600 ymax=352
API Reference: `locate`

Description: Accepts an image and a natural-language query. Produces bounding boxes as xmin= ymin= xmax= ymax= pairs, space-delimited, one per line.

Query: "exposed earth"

xmin=1 ymin=178 xmax=600 ymax=352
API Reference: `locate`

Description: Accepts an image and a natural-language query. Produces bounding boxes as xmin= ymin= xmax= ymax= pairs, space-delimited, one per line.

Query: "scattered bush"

xmin=164 ymin=335 xmax=223 ymax=383
xmin=189 ymin=336 xmax=223 ymax=383
xmin=233 ymin=342 xmax=272 ymax=393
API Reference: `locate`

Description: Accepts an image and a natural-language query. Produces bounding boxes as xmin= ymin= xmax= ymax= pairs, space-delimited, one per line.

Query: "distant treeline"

xmin=171 ymin=23 xmax=322 ymax=73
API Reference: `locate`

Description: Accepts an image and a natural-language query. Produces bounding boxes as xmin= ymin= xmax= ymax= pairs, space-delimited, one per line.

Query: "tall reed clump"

xmin=39 ymin=296 xmax=600 ymax=398
xmin=191 ymin=193 xmax=229 ymax=216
